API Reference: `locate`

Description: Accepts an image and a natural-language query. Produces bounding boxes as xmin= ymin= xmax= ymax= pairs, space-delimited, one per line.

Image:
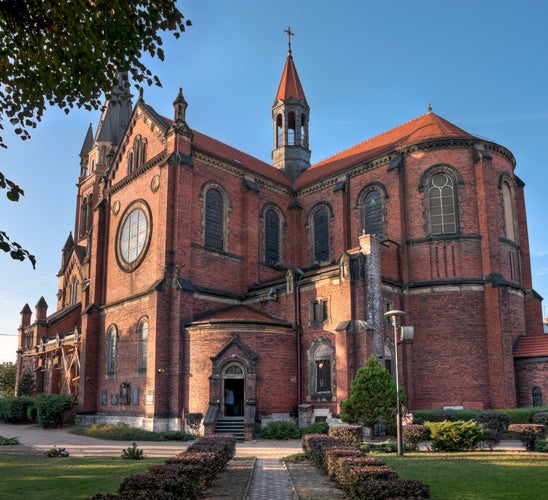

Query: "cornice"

xmin=193 ymin=149 xmax=293 ymax=197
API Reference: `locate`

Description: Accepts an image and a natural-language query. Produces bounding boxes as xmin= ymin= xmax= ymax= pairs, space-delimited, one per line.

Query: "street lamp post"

xmin=384 ymin=309 xmax=406 ymax=457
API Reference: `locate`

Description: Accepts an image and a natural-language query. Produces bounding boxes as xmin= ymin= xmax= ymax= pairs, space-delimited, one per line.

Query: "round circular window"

xmin=116 ymin=200 xmax=152 ymax=272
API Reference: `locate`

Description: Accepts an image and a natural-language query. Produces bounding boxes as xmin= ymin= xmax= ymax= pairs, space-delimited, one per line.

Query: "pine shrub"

xmin=426 ymin=420 xmax=484 ymax=451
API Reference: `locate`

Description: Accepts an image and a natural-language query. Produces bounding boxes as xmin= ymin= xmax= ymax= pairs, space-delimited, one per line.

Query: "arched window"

xmin=308 ymin=338 xmax=334 ymax=397
xmin=502 ymin=180 xmax=517 ymax=242
xmin=363 ymin=189 xmax=384 ymax=236
xmin=288 ymin=111 xmax=296 ymax=145
xmin=127 ymin=150 xmax=134 ymax=173
xmin=140 ymin=139 xmax=147 ymax=166
xmin=264 ymin=207 xmax=282 ymax=265
xmin=276 ymin=114 xmax=283 ymax=148
xmin=533 ymin=387 xmax=542 ymax=407
xmin=137 ymin=318 xmax=148 ymax=375
xmin=204 ymin=187 xmax=226 ymax=251
xmin=106 ymin=326 xmax=118 ymax=376
xmin=311 ymin=206 xmax=330 ymax=264
xmin=300 ymin=113 xmax=307 ymax=146
xmin=69 ymin=276 xmax=78 ymax=305
xmin=79 ymin=199 xmax=88 ymax=237
xmin=428 ymin=172 xmax=457 ymax=235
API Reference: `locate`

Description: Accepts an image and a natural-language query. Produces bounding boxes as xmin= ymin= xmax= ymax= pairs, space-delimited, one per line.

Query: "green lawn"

xmin=382 ymin=451 xmax=548 ymax=499
xmin=0 ymin=456 xmax=164 ymax=499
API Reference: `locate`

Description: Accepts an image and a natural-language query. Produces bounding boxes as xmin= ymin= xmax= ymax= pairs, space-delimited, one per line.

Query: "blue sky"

xmin=1 ymin=0 xmax=548 ymax=362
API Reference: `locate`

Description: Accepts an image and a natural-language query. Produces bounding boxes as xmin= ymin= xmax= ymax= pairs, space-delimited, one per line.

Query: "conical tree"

xmin=340 ymin=355 xmax=402 ymax=435
xmin=17 ymin=368 xmax=35 ymax=397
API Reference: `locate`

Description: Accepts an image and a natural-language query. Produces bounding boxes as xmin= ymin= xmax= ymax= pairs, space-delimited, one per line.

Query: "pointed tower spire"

xmin=95 ymin=72 xmax=132 ymax=147
xmin=272 ymin=27 xmax=311 ymax=179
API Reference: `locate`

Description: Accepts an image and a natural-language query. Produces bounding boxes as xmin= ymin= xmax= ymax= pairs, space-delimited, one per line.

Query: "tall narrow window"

xmin=533 ymin=387 xmax=542 ymax=407
xmin=127 ymin=151 xmax=134 ymax=173
xmin=316 ymin=359 xmax=331 ymax=392
xmin=313 ymin=207 xmax=329 ymax=263
xmin=288 ymin=111 xmax=296 ymax=145
xmin=106 ymin=326 xmax=118 ymax=376
xmin=428 ymin=172 xmax=457 ymax=235
xmin=265 ymin=208 xmax=280 ymax=265
xmin=502 ymin=181 xmax=516 ymax=241
xmin=363 ymin=189 xmax=383 ymax=235
xmin=300 ymin=113 xmax=307 ymax=146
xmin=276 ymin=114 xmax=283 ymax=147
xmin=69 ymin=276 xmax=78 ymax=305
xmin=204 ymin=188 xmax=225 ymax=250
xmin=137 ymin=318 xmax=148 ymax=374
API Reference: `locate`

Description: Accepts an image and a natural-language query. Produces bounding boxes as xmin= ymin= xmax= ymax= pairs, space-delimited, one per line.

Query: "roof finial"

xmin=284 ymin=25 xmax=294 ymax=54
xmin=428 ymin=102 xmax=432 ymax=113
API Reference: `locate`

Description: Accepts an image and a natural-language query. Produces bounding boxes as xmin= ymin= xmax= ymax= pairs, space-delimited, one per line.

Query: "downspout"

xmin=295 ymin=272 xmax=303 ymax=406
xmin=345 ymin=173 xmax=352 ymax=249
xmin=257 ymin=190 xmax=261 ymax=284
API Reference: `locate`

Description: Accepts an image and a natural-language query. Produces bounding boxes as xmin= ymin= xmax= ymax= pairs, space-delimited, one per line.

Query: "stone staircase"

xmin=214 ymin=416 xmax=245 ymax=441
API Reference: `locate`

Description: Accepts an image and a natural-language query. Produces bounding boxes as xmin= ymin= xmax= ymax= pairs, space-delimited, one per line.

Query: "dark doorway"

xmin=224 ymin=378 xmax=244 ymax=417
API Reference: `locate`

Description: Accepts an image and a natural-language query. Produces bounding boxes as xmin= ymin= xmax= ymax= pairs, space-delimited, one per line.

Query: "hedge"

xmin=302 ymin=434 xmax=430 ymax=499
xmin=90 ymin=435 xmax=236 ymax=500
xmin=328 ymin=425 xmax=363 ymax=447
xmin=508 ymin=424 xmax=546 ymax=451
xmin=0 ymin=396 xmax=34 ymax=423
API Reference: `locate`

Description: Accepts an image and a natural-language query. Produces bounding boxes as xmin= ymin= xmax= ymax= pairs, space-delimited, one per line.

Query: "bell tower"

xmin=272 ymin=27 xmax=311 ymax=180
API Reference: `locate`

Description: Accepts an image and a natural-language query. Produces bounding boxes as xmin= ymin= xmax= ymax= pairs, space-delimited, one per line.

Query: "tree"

xmin=340 ymin=356 xmax=402 ymax=435
xmin=17 ymin=368 xmax=35 ymax=397
xmin=0 ymin=0 xmax=191 ymax=266
xmin=0 ymin=361 xmax=16 ymax=397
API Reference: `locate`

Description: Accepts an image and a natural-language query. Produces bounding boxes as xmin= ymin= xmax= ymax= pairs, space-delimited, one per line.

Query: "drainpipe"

xmin=295 ymin=270 xmax=303 ymax=406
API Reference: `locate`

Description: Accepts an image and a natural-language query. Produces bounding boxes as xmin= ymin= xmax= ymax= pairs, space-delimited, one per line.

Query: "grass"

xmin=0 ymin=455 xmax=164 ymax=499
xmin=381 ymin=451 xmax=548 ymax=499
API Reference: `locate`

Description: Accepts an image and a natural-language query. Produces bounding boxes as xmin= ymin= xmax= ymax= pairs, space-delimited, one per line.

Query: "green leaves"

xmin=0 ymin=1 xmax=189 ymax=268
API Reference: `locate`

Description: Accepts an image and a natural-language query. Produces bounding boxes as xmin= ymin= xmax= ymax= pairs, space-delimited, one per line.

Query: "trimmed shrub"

xmin=360 ymin=440 xmax=398 ymax=454
xmin=185 ymin=412 xmax=203 ymax=437
xmin=73 ymin=422 xmax=193 ymax=441
xmin=534 ymin=437 xmax=548 ymax=452
xmin=0 ymin=396 xmax=34 ymax=423
xmin=403 ymin=424 xmax=430 ymax=450
xmin=302 ymin=434 xmax=342 ymax=469
xmin=328 ymin=425 xmax=362 ymax=447
xmin=426 ymin=420 xmax=484 ymax=451
xmin=300 ymin=421 xmax=328 ymax=436
xmin=476 ymin=411 xmax=509 ymax=432
xmin=112 ymin=435 xmax=235 ymax=500
xmin=261 ymin=420 xmax=300 ymax=440
xmin=353 ymin=478 xmax=431 ymax=499
xmin=475 ymin=412 xmax=509 ymax=448
xmin=33 ymin=394 xmax=75 ymax=428
xmin=426 ymin=411 xmax=458 ymax=422
xmin=508 ymin=423 xmax=546 ymax=451
xmin=532 ymin=412 xmax=548 ymax=426
xmin=302 ymin=434 xmax=430 ymax=498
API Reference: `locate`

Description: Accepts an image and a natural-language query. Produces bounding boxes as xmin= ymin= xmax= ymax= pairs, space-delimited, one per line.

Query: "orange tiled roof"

xmin=296 ymin=111 xmax=476 ymax=187
xmin=514 ymin=334 xmax=548 ymax=358
xmin=274 ymin=53 xmax=307 ymax=104
xmin=192 ymin=130 xmax=291 ymax=186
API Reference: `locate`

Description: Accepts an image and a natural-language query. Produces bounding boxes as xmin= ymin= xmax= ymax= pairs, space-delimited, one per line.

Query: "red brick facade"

xmin=16 ymin=51 xmax=547 ymax=434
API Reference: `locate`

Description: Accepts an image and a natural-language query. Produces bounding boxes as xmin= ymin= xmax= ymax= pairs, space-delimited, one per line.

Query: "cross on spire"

xmin=284 ymin=25 xmax=294 ymax=53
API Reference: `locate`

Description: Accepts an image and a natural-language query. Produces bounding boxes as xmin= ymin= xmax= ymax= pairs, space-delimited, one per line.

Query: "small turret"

xmin=272 ymin=26 xmax=311 ymax=180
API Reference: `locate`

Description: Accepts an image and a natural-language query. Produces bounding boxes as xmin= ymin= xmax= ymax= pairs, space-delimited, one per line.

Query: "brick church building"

xmin=15 ymin=39 xmax=548 ymax=436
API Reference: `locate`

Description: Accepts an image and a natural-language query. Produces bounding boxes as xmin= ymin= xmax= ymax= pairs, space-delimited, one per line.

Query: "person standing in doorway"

xmin=225 ymin=388 xmax=234 ymax=416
